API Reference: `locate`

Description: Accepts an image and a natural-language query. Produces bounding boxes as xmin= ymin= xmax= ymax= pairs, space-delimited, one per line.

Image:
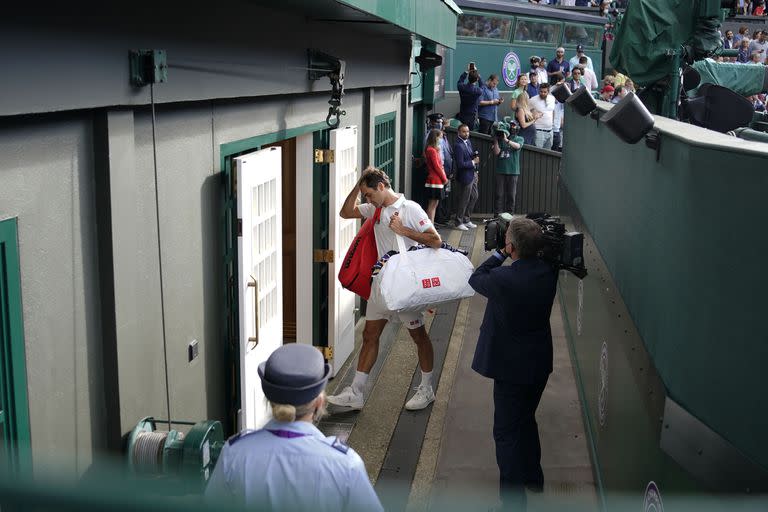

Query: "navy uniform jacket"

xmin=469 ymin=253 xmax=558 ymax=383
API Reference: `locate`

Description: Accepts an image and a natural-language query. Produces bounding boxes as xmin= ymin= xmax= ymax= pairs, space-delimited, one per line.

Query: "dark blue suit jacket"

xmin=469 ymin=254 xmax=558 ymax=382
xmin=453 ymin=136 xmax=476 ymax=185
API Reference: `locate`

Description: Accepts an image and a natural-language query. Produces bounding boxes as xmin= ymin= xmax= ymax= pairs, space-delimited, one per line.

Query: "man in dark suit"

xmin=468 ymin=217 xmax=558 ymax=510
xmin=452 ymin=124 xmax=479 ymax=231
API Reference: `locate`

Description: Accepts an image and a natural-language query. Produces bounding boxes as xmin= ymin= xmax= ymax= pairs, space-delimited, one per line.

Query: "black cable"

xmin=150 ymin=83 xmax=173 ymax=431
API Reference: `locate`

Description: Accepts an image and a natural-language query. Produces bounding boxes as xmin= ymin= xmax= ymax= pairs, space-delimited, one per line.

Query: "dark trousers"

xmin=493 ymin=377 xmax=549 ymax=511
xmin=435 ymin=179 xmax=453 ymax=224
xmin=455 ymin=172 xmax=478 ymax=225
xmin=553 ymin=131 xmax=562 ymax=152
xmin=479 ymin=117 xmax=495 ymax=135
xmin=494 ymin=174 xmax=519 ymax=215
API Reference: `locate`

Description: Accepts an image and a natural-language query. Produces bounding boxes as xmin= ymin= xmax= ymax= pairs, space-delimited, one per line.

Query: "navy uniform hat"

xmin=427 ymin=113 xmax=444 ymax=123
xmin=258 ymin=344 xmax=331 ymax=405
xmin=576 ymin=44 xmax=584 ymax=53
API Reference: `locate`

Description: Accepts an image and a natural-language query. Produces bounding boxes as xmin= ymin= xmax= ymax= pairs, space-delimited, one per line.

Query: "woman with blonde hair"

xmin=515 ymin=93 xmax=539 ymax=145
xmin=206 ymin=344 xmax=383 ymax=512
xmin=424 ymin=128 xmax=449 ymax=223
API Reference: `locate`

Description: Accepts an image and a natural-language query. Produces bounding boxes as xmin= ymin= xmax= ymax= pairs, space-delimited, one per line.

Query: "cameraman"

xmin=492 ymin=122 xmax=523 ymax=216
xmin=468 ymin=217 xmax=558 ymax=511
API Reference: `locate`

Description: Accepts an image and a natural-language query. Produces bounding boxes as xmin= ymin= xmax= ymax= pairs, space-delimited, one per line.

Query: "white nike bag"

xmin=370 ymin=235 xmax=475 ymax=312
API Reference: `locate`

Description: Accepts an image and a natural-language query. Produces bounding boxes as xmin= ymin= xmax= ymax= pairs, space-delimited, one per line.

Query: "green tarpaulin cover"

xmin=609 ymin=0 xmax=695 ymax=86
xmin=690 ymin=59 xmax=767 ymax=96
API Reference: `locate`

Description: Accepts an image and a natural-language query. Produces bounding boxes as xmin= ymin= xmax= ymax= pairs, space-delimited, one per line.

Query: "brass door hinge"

xmin=318 ymin=346 xmax=333 ymax=359
xmin=314 ymin=149 xmax=335 ymax=164
xmin=313 ymin=249 xmax=334 ymax=263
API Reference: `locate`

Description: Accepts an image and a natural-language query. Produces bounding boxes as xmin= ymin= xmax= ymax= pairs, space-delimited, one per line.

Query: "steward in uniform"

xmin=205 ymin=344 xmax=383 ymax=512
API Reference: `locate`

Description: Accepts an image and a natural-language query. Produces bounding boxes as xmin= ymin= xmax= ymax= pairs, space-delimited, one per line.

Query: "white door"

xmin=328 ymin=126 xmax=359 ymax=375
xmin=236 ymin=146 xmax=283 ymax=430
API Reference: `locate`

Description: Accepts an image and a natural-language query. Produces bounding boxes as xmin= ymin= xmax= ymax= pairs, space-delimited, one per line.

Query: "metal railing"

xmin=436 ymin=127 xmax=561 ymax=216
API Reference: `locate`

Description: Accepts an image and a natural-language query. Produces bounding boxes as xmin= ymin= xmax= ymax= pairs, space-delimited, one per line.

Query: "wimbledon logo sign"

xmin=502 ymin=51 xmax=521 ymax=87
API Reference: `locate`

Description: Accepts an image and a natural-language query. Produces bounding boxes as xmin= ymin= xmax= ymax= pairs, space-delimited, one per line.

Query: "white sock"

xmin=420 ymin=370 xmax=433 ymax=389
xmin=352 ymin=371 xmax=368 ymax=394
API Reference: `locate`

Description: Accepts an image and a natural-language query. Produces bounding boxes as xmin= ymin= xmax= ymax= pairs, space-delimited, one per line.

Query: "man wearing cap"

xmin=205 ymin=344 xmax=383 ymax=512
xmin=568 ymin=45 xmax=594 ymax=73
xmin=546 ymin=48 xmax=570 ymax=81
xmin=600 ymin=84 xmax=615 ymax=102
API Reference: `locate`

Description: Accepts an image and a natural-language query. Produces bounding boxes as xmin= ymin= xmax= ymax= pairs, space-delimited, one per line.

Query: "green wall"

xmin=561 ymin=106 xmax=768 ymax=476
xmin=338 ymin=0 xmax=458 ymax=48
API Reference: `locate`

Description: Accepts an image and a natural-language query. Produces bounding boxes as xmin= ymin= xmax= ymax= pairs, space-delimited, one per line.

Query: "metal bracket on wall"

xmin=318 ymin=346 xmax=333 ymax=360
xmin=307 ymin=49 xmax=346 ymax=128
xmin=130 ymin=50 xmax=168 ymax=87
xmin=313 ymin=249 xmax=334 ymax=263
xmin=314 ymin=149 xmax=335 ymax=164
xmin=644 ymin=129 xmax=662 ymax=162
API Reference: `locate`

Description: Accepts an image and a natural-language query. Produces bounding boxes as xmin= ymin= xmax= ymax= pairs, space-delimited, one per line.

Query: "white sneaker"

xmin=455 ymin=223 xmax=469 ymax=231
xmin=327 ymin=386 xmax=364 ymax=410
xmin=465 ymin=221 xmax=478 ymax=229
xmin=405 ymin=385 xmax=435 ymax=410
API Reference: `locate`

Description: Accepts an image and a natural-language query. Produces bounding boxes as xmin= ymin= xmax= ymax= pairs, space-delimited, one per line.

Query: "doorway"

xmin=264 ymin=138 xmax=297 ymax=343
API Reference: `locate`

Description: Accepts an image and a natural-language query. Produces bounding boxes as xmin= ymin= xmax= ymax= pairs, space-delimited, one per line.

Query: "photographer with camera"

xmin=468 ymin=217 xmax=558 ymax=511
xmin=492 ymin=122 xmax=524 ymax=216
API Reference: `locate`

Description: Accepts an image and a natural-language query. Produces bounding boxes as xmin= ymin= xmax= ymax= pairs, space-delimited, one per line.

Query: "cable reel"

xmin=126 ymin=417 xmax=225 ymax=490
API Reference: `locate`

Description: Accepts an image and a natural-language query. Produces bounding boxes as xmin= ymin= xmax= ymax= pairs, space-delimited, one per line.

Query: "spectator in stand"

xmin=527 ymin=72 xmax=540 ymax=98
xmin=734 ymin=25 xmax=749 ymax=45
xmin=610 ymin=68 xmax=627 ymax=87
xmin=723 ymin=30 xmax=736 ymax=49
xmin=580 ymin=56 xmax=599 ymax=90
xmin=753 ymin=0 xmax=765 ymax=15
xmin=600 ymin=84 xmax=615 ymax=101
xmin=509 ymin=74 xmax=530 ymax=112
xmin=423 ymin=129 xmax=449 ymax=223
xmin=749 ymin=31 xmax=768 ymax=59
xmin=453 ymin=124 xmax=480 ymax=231
xmin=492 ymin=122 xmax=524 ymax=215
xmin=529 ymin=83 xmax=556 ymax=150
xmin=750 ymin=50 xmax=763 ymax=64
xmin=515 ymin=93 xmax=539 ymax=146
xmin=457 ymin=67 xmax=483 ymax=130
xmin=529 ymin=56 xmax=541 ymax=76
xmin=738 ymin=39 xmax=751 ymax=63
xmin=611 ymin=86 xmax=628 ymax=104
xmin=568 ymin=45 xmax=594 ymax=73
xmin=748 ymin=94 xmax=766 ymax=111
xmin=566 ymin=66 xmax=586 ymax=92
xmin=538 ymin=58 xmax=549 ymax=83
xmin=553 ymin=98 xmax=564 ymax=152
xmin=547 ymin=48 xmax=571 ymax=81
xmin=623 ymin=79 xmax=636 ymax=94
xmin=478 ymin=74 xmax=504 ymax=135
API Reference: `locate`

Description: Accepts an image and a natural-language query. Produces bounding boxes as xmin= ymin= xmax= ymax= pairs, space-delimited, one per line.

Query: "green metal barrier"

xmin=439 ymin=127 xmax=561 ymax=216
xmin=558 ymin=103 xmax=768 ymax=506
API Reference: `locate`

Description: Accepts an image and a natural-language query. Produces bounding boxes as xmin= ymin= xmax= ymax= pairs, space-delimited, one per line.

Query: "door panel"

xmin=328 ymin=126 xmax=359 ymax=375
xmin=235 ymin=147 xmax=283 ymax=430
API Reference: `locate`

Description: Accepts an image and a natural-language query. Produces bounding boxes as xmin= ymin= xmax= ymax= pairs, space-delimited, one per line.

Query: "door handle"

xmin=248 ymin=276 xmax=259 ymax=349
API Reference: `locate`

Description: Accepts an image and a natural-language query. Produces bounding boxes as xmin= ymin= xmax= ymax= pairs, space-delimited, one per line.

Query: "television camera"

xmin=484 ymin=212 xmax=587 ymax=279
